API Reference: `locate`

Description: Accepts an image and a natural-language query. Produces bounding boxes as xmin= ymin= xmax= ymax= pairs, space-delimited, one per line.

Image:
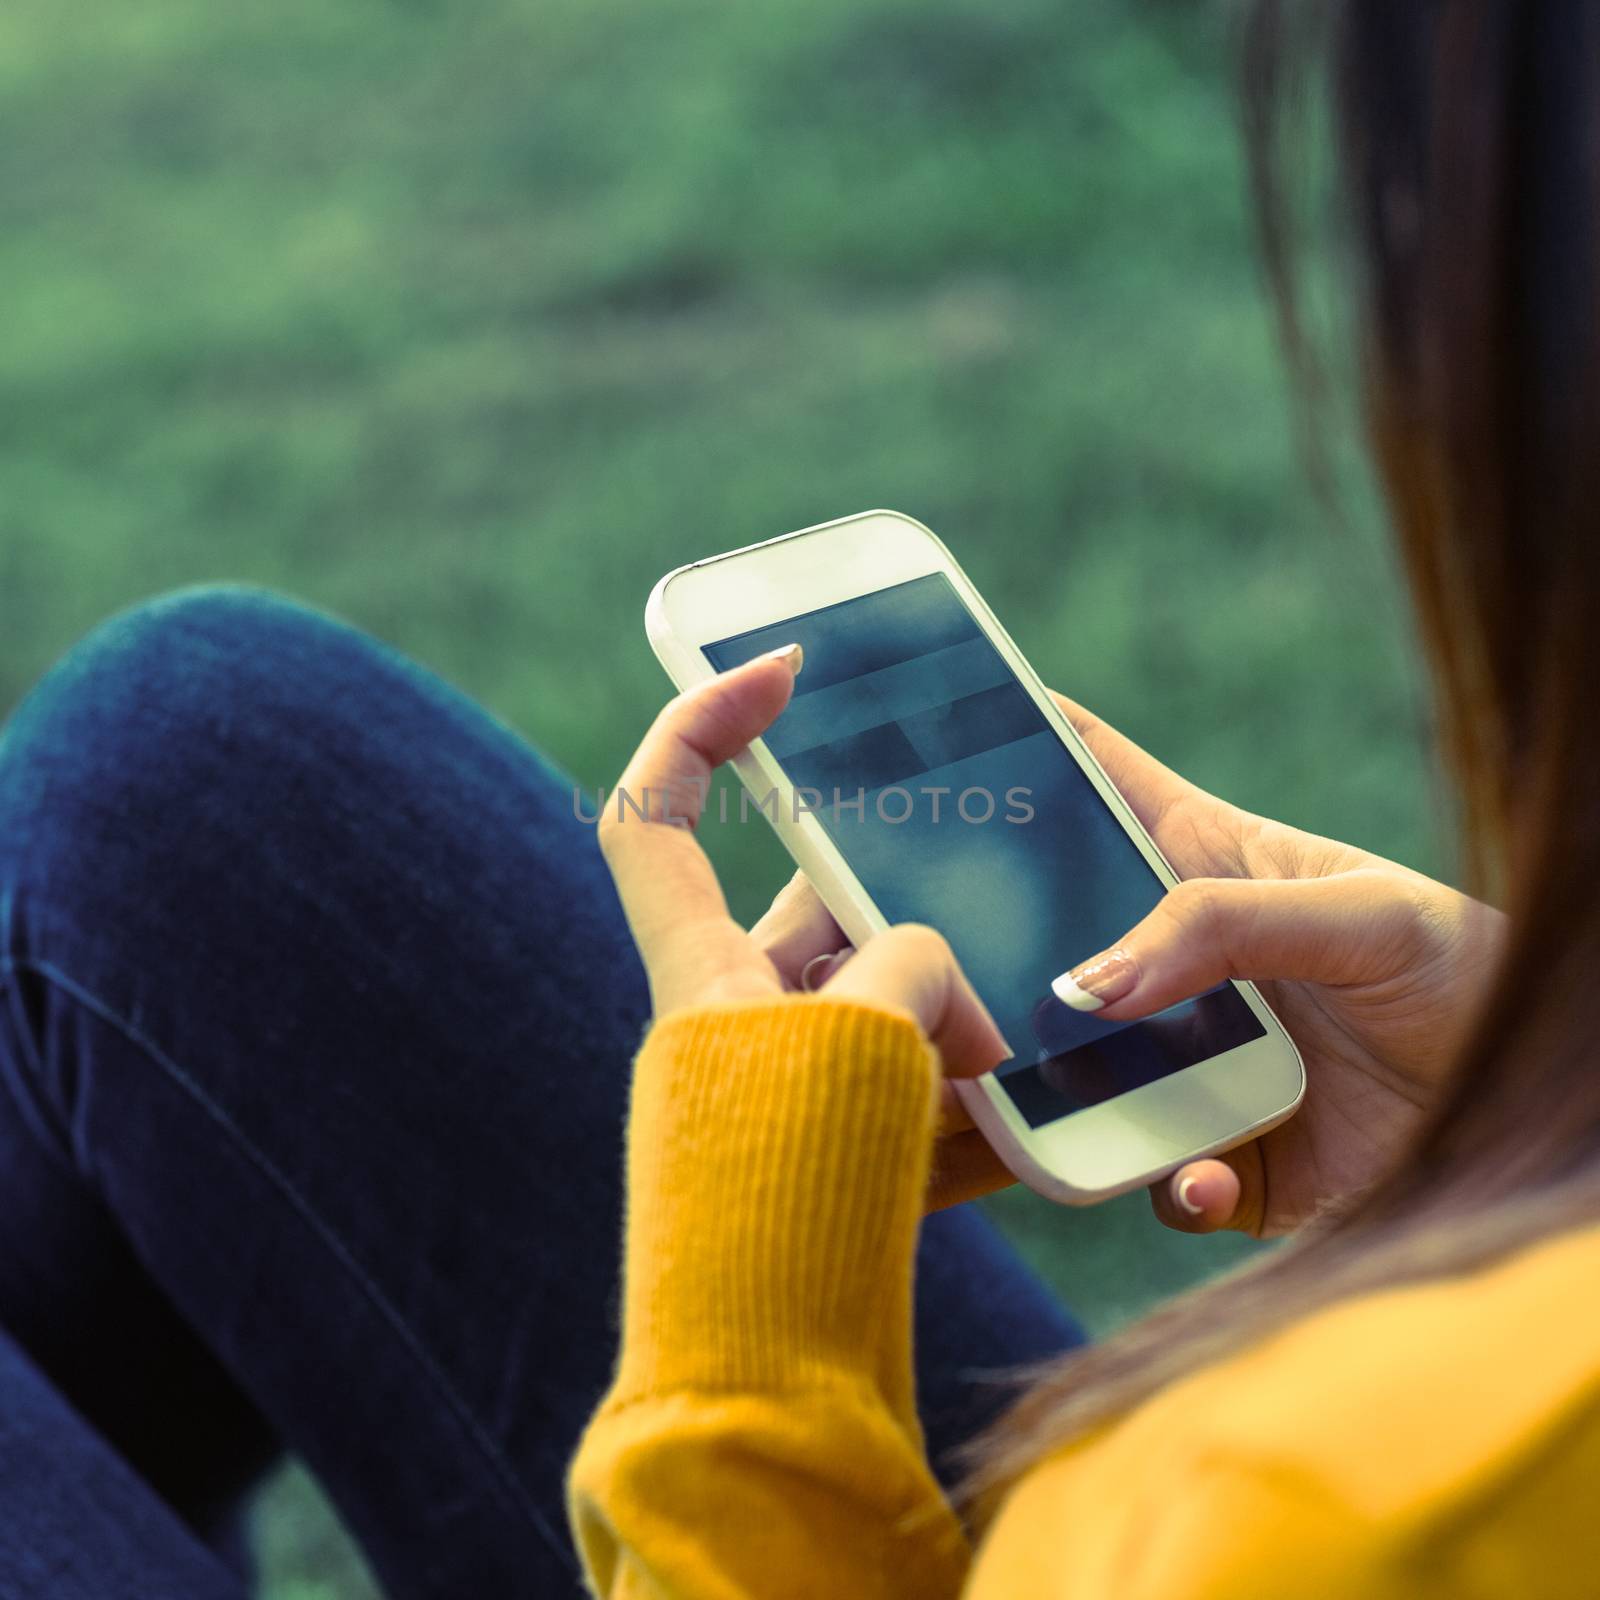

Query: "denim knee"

xmin=0 ymin=585 xmax=371 ymax=934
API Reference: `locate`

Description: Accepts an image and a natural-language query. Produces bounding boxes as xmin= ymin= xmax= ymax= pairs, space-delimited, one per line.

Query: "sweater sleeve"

xmin=567 ymin=998 xmax=972 ymax=1600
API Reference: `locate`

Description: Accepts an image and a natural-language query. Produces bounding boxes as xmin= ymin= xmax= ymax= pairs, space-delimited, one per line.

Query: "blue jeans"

xmin=0 ymin=589 xmax=1079 ymax=1599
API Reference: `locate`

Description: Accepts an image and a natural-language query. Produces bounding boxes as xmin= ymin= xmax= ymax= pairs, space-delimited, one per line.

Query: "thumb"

xmin=825 ymin=923 xmax=1011 ymax=1079
xmin=1050 ymin=867 xmax=1428 ymax=1020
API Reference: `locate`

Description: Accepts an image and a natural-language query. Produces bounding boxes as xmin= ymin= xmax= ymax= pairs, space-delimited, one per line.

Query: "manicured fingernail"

xmin=800 ymin=950 xmax=840 ymax=991
xmin=1050 ymin=946 xmax=1137 ymax=1012
xmin=1176 ymin=1175 xmax=1205 ymax=1217
xmin=762 ymin=643 xmax=803 ymax=675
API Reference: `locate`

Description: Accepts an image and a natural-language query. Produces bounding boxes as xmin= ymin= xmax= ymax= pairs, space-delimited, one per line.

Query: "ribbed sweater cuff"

xmin=611 ymin=998 xmax=938 ymax=1424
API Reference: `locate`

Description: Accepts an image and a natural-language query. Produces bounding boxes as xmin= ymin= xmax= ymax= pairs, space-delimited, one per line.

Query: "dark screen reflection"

xmin=704 ymin=573 xmax=1265 ymax=1126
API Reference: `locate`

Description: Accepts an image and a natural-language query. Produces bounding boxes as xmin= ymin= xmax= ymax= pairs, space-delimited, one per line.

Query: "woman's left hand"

xmin=597 ymin=648 xmax=1013 ymax=1206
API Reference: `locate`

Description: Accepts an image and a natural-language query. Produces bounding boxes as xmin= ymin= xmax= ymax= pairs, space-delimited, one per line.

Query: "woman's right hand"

xmin=1048 ymin=693 xmax=1505 ymax=1238
xmin=757 ymin=695 xmax=1506 ymax=1237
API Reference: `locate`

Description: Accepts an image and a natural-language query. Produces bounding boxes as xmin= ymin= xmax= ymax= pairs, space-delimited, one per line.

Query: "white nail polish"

xmin=1050 ymin=970 xmax=1105 ymax=1012
xmin=800 ymin=952 xmax=835 ymax=992
xmin=760 ymin=642 xmax=803 ymax=675
xmin=1176 ymin=1176 xmax=1204 ymax=1216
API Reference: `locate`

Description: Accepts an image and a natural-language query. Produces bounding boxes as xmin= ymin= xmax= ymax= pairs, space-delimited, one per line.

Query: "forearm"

xmin=568 ymin=999 xmax=971 ymax=1599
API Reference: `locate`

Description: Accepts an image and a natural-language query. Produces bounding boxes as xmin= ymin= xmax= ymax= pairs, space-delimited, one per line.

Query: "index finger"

xmin=599 ymin=644 xmax=802 ymax=985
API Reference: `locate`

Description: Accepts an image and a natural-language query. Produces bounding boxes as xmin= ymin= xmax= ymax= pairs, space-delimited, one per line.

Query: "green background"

xmin=2 ymin=1 xmax=1441 ymax=1593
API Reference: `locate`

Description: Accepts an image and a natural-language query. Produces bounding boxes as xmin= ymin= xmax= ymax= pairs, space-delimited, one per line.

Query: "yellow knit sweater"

xmin=568 ymin=999 xmax=1600 ymax=1598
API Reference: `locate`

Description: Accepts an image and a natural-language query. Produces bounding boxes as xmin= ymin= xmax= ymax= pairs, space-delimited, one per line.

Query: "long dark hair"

xmin=973 ymin=0 xmax=1600 ymax=1495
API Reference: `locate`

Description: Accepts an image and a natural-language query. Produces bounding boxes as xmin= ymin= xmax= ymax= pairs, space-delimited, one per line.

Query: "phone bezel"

xmin=646 ymin=508 xmax=1305 ymax=1204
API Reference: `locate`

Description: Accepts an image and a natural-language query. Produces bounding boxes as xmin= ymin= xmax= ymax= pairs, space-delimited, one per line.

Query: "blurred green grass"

xmin=1 ymin=0 xmax=1441 ymax=1593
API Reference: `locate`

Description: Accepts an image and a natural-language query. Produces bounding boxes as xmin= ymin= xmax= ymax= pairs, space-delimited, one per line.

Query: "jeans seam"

xmin=0 ymin=954 xmax=573 ymax=1570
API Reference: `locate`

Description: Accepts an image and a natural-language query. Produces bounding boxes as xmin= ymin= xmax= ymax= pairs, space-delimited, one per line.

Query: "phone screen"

xmin=703 ymin=572 xmax=1265 ymax=1126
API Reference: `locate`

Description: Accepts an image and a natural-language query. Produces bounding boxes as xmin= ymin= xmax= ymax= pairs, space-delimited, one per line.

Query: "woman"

xmin=572 ymin=3 xmax=1598 ymax=1594
xmin=0 ymin=5 xmax=1587 ymax=1598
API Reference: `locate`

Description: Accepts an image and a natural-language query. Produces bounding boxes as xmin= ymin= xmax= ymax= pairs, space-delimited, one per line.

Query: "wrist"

xmin=612 ymin=997 xmax=938 ymax=1419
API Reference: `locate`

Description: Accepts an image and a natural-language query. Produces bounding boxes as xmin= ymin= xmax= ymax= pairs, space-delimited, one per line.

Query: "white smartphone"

xmin=646 ymin=509 xmax=1304 ymax=1204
